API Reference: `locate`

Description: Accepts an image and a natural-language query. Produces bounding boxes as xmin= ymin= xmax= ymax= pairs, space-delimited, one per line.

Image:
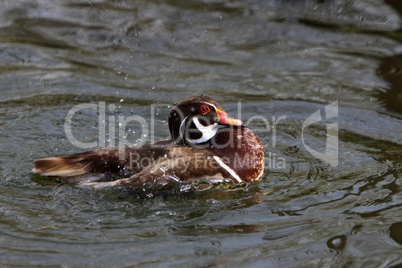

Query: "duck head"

xmin=168 ymin=95 xmax=244 ymax=145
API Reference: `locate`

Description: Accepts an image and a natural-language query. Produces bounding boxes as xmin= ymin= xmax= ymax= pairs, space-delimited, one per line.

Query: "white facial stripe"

xmin=205 ymin=102 xmax=218 ymax=111
xmin=213 ymin=156 xmax=242 ymax=183
xmin=179 ymin=115 xmax=190 ymax=141
xmin=186 ymin=117 xmax=222 ymax=144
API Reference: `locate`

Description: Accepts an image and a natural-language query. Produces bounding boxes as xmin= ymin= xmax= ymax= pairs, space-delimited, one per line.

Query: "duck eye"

xmin=199 ymin=105 xmax=210 ymax=115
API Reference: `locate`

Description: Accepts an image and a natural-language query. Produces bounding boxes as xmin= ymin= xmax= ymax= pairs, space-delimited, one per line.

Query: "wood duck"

xmin=33 ymin=96 xmax=265 ymax=188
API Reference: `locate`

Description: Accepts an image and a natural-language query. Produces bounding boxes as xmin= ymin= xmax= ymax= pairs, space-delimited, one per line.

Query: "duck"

xmin=33 ymin=95 xmax=265 ymax=188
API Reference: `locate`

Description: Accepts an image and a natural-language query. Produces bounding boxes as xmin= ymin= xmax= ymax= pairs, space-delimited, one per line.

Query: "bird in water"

xmin=33 ymin=95 xmax=264 ymax=189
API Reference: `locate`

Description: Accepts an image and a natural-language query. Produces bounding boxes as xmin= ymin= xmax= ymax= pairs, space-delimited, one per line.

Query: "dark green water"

xmin=0 ymin=0 xmax=401 ymax=266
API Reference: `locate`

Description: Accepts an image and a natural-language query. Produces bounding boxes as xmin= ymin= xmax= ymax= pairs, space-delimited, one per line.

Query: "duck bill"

xmin=216 ymin=109 xmax=244 ymax=126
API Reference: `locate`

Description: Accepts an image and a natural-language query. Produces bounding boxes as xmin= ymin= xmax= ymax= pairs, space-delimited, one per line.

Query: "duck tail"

xmin=33 ymin=156 xmax=87 ymax=177
xmin=32 ymin=148 xmax=124 ymax=177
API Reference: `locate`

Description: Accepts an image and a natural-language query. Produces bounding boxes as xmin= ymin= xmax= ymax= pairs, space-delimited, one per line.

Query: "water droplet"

xmin=327 ymin=235 xmax=346 ymax=251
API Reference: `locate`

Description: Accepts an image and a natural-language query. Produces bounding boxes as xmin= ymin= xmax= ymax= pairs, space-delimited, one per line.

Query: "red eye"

xmin=199 ymin=105 xmax=210 ymax=115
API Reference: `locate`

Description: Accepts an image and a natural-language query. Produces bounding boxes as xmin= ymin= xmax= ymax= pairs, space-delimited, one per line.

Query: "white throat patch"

xmin=185 ymin=117 xmax=222 ymax=145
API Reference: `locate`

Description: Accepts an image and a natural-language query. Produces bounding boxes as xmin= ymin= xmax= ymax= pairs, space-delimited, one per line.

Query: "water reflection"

xmin=377 ymin=53 xmax=402 ymax=114
xmin=0 ymin=0 xmax=402 ymax=267
xmin=389 ymin=222 xmax=402 ymax=245
xmin=377 ymin=0 xmax=402 ymax=114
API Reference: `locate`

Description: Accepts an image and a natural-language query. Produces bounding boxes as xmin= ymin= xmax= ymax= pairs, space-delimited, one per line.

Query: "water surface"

xmin=0 ymin=0 xmax=402 ymax=267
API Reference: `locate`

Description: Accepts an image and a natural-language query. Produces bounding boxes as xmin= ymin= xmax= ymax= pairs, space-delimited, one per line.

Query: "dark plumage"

xmin=33 ymin=96 xmax=265 ymax=188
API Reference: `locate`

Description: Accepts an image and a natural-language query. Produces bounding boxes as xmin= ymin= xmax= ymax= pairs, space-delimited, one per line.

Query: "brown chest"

xmin=209 ymin=128 xmax=265 ymax=182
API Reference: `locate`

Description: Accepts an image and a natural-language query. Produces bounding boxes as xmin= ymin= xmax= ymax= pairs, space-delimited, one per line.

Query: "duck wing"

xmin=33 ymin=140 xmax=173 ymax=179
xmin=80 ymin=147 xmax=242 ymax=188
